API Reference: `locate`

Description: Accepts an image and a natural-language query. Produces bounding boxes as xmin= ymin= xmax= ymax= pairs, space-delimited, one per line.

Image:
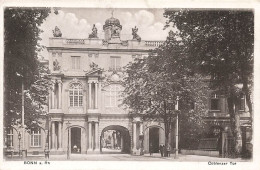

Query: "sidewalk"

xmin=4 ymin=153 xmax=250 ymax=162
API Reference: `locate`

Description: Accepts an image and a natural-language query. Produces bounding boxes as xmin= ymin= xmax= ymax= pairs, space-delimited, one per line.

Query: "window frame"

xmin=110 ymin=56 xmax=121 ymax=71
xmin=69 ymin=83 xmax=83 ymax=107
xmin=71 ymin=56 xmax=81 ymax=70
xmin=105 ymin=84 xmax=122 ymax=107
xmin=238 ymin=95 xmax=246 ymax=111
xmin=6 ymin=128 xmax=13 ymax=147
xmin=210 ymin=94 xmax=220 ymax=111
xmin=30 ymin=128 xmax=41 ymax=147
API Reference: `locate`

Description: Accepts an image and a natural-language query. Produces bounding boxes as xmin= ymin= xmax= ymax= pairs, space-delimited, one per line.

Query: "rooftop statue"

xmin=89 ymin=24 xmax=98 ymax=38
xmin=132 ymin=26 xmax=141 ymax=42
xmin=52 ymin=26 xmax=62 ymax=37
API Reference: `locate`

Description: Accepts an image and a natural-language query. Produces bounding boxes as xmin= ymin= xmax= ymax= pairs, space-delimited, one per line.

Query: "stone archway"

xmin=100 ymin=125 xmax=131 ymax=154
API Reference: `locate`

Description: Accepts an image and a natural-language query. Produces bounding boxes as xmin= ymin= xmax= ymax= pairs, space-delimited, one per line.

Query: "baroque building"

xmin=46 ymin=16 xmax=166 ymax=155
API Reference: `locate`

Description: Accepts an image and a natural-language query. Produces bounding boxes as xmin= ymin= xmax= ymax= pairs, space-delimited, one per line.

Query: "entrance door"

xmin=149 ymin=127 xmax=159 ymax=153
xmin=71 ymin=127 xmax=81 ymax=154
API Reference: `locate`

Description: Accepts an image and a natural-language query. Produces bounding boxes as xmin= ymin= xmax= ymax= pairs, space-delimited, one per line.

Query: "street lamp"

xmin=66 ymin=121 xmax=71 ymax=160
xmin=18 ymin=132 xmax=21 ymax=158
xmin=175 ymin=96 xmax=179 ymax=159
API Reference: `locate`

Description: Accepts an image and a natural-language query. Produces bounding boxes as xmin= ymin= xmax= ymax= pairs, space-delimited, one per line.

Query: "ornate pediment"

xmin=101 ymin=71 xmax=125 ymax=87
xmin=85 ymin=68 xmax=103 ymax=77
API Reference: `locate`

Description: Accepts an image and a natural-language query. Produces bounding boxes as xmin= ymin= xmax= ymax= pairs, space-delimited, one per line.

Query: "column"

xmin=132 ymin=122 xmax=137 ymax=151
xmin=88 ymin=82 xmax=92 ymax=109
xmin=52 ymin=83 xmax=55 ymax=109
xmin=48 ymin=93 xmax=51 ymax=110
xmin=121 ymin=135 xmax=124 ymax=151
xmin=140 ymin=123 xmax=143 ymax=135
xmin=88 ymin=122 xmax=92 ymax=151
xmin=95 ymin=82 xmax=98 ymax=109
xmin=94 ymin=122 xmax=99 ymax=151
xmin=98 ymin=82 xmax=101 ymax=110
xmin=58 ymin=80 xmax=62 ymax=109
xmin=58 ymin=122 xmax=62 ymax=150
xmin=51 ymin=121 xmax=55 ymax=150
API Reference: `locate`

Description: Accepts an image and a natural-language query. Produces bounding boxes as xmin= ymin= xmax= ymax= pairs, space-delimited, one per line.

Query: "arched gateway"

xmin=100 ymin=125 xmax=131 ymax=154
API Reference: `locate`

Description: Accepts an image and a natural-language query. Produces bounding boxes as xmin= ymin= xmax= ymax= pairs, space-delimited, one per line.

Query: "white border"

xmin=1 ymin=0 xmax=260 ymax=170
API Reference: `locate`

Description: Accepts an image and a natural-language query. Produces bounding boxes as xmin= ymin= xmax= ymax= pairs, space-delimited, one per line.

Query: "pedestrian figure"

xmin=149 ymin=143 xmax=153 ymax=156
xmin=163 ymin=145 xmax=166 ymax=157
xmin=167 ymin=144 xmax=171 ymax=157
xmin=44 ymin=148 xmax=49 ymax=159
xmin=73 ymin=144 xmax=77 ymax=152
xmin=159 ymin=144 xmax=163 ymax=157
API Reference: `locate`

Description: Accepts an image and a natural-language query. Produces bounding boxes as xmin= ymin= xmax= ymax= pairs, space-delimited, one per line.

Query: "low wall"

xmin=180 ymin=149 xmax=219 ymax=157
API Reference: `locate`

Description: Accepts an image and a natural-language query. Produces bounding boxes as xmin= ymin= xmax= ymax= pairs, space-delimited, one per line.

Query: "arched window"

xmin=69 ymin=83 xmax=83 ymax=107
xmin=105 ymin=84 xmax=123 ymax=107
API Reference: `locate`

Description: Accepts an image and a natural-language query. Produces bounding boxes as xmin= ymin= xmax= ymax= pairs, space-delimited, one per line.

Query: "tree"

xmin=164 ymin=9 xmax=253 ymax=156
xmin=123 ymin=31 xmax=209 ymax=151
xmin=4 ymin=7 xmax=51 ymax=128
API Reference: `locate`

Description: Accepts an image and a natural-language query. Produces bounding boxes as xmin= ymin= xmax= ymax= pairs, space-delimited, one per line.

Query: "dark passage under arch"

xmin=100 ymin=125 xmax=131 ymax=154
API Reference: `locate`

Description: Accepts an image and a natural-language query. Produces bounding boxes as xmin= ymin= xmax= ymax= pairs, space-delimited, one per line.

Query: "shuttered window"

xmin=110 ymin=57 xmax=121 ymax=71
xmin=71 ymin=56 xmax=81 ymax=69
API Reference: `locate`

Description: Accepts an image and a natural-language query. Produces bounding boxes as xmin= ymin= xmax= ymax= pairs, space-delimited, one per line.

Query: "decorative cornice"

xmin=47 ymin=47 xmax=154 ymax=53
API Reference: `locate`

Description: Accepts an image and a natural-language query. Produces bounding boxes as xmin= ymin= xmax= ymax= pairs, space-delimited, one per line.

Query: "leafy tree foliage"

xmin=4 ymin=7 xmax=51 ymax=128
xmin=164 ymin=9 xmax=253 ymax=155
xmin=123 ymin=32 xmax=209 ymax=148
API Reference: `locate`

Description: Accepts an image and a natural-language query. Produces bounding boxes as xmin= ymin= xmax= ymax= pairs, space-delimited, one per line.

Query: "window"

xmin=69 ymin=83 xmax=83 ymax=107
xmin=239 ymin=95 xmax=246 ymax=111
xmin=210 ymin=94 xmax=220 ymax=111
xmin=71 ymin=56 xmax=81 ymax=69
xmin=110 ymin=57 xmax=121 ymax=71
xmin=6 ymin=128 xmax=13 ymax=147
xmin=105 ymin=84 xmax=122 ymax=107
xmin=30 ymin=128 xmax=41 ymax=147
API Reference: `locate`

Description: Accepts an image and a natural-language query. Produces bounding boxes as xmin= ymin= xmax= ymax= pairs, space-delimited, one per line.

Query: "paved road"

xmin=5 ymin=153 xmax=249 ymax=162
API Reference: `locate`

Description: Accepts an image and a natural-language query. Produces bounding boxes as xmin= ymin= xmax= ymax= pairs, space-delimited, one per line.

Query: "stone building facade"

xmin=46 ymin=16 xmax=166 ymax=155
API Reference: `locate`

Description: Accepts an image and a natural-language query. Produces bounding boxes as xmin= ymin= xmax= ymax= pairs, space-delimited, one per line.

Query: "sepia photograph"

xmin=1 ymin=1 xmax=259 ymax=170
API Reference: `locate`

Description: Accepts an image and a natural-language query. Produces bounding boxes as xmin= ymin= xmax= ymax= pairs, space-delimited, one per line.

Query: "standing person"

xmin=217 ymin=132 xmax=223 ymax=157
xmin=167 ymin=144 xmax=171 ymax=157
xmin=149 ymin=143 xmax=153 ymax=156
xmin=162 ymin=145 xmax=166 ymax=157
xmin=159 ymin=144 xmax=163 ymax=157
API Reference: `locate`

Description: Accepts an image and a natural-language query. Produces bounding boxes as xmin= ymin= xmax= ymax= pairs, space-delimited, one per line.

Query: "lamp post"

xmin=66 ymin=121 xmax=71 ymax=160
xmin=175 ymin=96 xmax=179 ymax=159
xmin=21 ymin=77 xmax=26 ymax=158
xmin=18 ymin=132 xmax=21 ymax=158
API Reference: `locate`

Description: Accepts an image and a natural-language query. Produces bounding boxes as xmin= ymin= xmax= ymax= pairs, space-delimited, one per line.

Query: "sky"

xmin=39 ymin=8 xmax=172 ymax=59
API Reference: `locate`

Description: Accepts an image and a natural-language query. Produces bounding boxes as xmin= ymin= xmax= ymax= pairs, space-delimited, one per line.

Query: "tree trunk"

xmin=227 ymin=93 xmax=242 ymax=157
xmin=243 ymin=81 xmax=253 ymax=119
xmin=164 ymin=116 xmax=170 ymax=157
